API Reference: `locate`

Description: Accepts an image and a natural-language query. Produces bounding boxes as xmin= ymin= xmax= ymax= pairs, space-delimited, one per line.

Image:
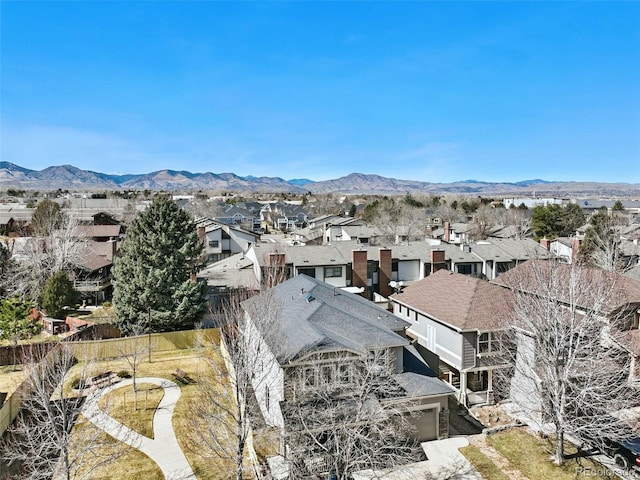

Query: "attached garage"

xmin=408 ymin=407 xmax=438 ymax=442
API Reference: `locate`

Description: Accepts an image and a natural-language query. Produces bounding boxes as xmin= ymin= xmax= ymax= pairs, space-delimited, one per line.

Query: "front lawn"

xmin=459 ymin=444 xmax=509 ymax=480
xmin=487 ymin=428 xmax=619 ymax=480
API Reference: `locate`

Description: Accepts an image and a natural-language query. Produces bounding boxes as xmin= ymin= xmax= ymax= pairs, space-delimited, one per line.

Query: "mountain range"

xmin=0 ymin=162 xmax=639 ymax=197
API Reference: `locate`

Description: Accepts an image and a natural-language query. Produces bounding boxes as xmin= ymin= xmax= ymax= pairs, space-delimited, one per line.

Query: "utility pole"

xmin=148 ymin=308 xmax=152 ymax=363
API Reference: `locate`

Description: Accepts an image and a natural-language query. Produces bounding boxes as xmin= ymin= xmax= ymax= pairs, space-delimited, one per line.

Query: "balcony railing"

xmin=73 ymin=278 xmax=111 ymax=291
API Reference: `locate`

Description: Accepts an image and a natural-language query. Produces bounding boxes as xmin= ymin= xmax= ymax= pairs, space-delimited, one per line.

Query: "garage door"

xmin=408 ymin=408 xmax=437 ymax=442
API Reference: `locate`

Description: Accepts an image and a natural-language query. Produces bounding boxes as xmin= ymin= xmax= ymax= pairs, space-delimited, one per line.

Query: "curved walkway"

xmin=82 ymin=377 xmax=196 ymax=480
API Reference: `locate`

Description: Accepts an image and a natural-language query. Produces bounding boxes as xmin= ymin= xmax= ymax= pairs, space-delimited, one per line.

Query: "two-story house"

xmin=196 ymin=218 xmax=260 ymax=264
xmin=243 ymin=274 xmax=455 ymax=452
xmin=466 ymin=238 xmax=551 ymax=280
xmin=492 ymin=260 xmax=640 ymax=419
xmin=390 ymin=269 xmax=512 ymax=406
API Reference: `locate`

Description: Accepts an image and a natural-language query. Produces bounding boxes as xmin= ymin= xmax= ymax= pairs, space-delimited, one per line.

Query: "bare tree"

xmin=0 ymin=344 xmax=128 ymax=480
xmin=6 ymin=213 xmax=88 ymax=303
xmin=578 ymin=212 xmax=627 ymax=272
xmin=367 ymin=198 xmax=425 ymax=245
xmin=282 ymin=349 xmax=422 ymax=479
xmin=184 ymin=288 xmax=284 ymax=480
xmin=506 ymin=207 xmax=532 ymax=240
xmin=496 ymin=259 xmax=639 ymax=465
xmin=115 ymin=329 xmax=148 ymax=411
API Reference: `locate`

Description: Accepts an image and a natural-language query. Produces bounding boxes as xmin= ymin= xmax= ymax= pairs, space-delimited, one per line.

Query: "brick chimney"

xmin=378 ymin=248 xmax=392 ymax=298
xmin=430 ymin=249 xmax=446 ymax=274
xmin=571 ymin=238 xmax=582 ymax=263
xmin=268 ymin=252 xmax=286 ymax=266
xmin=444 ymin=221 xmax=451 ymax=243
xmin=351 ymin=250 xmax=368 ymax=295
xmin=539 ymin=238 xmax=551 ymax=250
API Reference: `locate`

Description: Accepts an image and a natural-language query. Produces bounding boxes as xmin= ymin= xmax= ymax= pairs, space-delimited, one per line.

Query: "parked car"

xmin=604 ymin=437 xmax=640 ymax=472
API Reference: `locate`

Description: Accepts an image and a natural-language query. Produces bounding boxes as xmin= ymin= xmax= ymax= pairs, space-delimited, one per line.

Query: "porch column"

xmin=459 ymin=371 xmax=467 ymax=406
xmin=487 ymin=369 xmax=495 ymax=405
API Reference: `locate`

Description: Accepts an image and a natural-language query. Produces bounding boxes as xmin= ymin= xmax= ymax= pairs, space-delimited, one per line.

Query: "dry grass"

xmin=66 ymin=343 xmax=253 ymax=479
xmin=72 ymin=416 xmax=163 ymax=480
xmin=459 ymin=443 xmax=510 ymax=480
xmin=0 ymin=364 xmax=26 ymax=397
xmin=98 ymin=382 xmax=164 ymax=438
xmin=487 ymin=428 xmax=620 ymax=480
xmin=172 ymin=348 xmax=254 ymax=479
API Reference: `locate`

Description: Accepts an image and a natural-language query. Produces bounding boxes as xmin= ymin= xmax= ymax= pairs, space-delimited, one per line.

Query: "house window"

xmin=320 ymin=365 xmax=333 ymax=384
xmin=265 ymin=385 xmax=270 ymax=410
xmin=304 ymin=367 xmax=316 ymax=387
xmin=324 ymin=266 xmax=342 ymax=278
xmin=298 ymin=267 xmax=316 ymax=278
xmin=457 ymin=264 xmax=472 ymax=275
xmin=392 ymin=260 xmax=398 ymax=272
xmin=338 ymin=364 xmax=351 ymax=385
xmin=208 ymin=240 xmax=219 ymax=248
xmin=478 ymin=332 xmax=500 ymax=354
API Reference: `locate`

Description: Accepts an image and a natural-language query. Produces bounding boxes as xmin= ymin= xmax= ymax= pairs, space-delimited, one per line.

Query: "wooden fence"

xmin=65 ymin=328 xmax=219 ymax=360
xmin=0 ymin=343 xmax=66 ymax=436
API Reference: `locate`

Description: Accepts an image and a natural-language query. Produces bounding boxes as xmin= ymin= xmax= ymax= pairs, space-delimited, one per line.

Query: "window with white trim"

xmin=478 ymin=331 xmax=500 ymax=354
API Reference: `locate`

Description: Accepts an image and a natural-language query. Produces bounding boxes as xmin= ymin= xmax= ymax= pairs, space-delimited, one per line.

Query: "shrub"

xmin=102 ymin=301 xmax=112 ymax=308
xmin=116 ymin=370 xmax=131 ymax=378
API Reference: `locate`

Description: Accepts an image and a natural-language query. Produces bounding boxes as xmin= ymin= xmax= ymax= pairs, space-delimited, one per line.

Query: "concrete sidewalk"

xmin=82 ymin=377 xmax=196 ymax=480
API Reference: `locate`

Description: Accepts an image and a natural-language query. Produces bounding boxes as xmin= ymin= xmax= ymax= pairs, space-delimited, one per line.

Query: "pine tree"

xmin=112 ymin=196 xmax=207 ymax=335
xmin=41 ymin=271 xmax=77 ymax=319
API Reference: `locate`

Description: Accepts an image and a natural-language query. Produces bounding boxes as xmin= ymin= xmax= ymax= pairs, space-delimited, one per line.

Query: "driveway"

xmin=352 ymin=437 xmax=482 ymax=480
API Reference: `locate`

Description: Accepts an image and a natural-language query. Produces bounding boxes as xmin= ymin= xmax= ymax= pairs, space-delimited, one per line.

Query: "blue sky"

xmin=1 ymin=1 xmax=639 ymax=183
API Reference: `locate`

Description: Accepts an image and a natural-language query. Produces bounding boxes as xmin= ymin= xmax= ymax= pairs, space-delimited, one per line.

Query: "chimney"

xmin=444 ymin=221 xmax=451 ymax=243
xmin=571 ymin=238 xmax=582 ymax=263
xmin=539 ymin=237 xmax=551 ymax=250
xmin=268 ymin=252 xmax=286 ymax=266
xmin=430 ymin=249 xmax=446 ymax=274
xmin=351 ymin=250 xmax=368 ymax=295
xmin=378 ymin=248 xmax=392 ymax=298
xmin=107 ymin=237 xmax=117 ymax=262
xmin=197 ymin=226 xmax=206 ymax=244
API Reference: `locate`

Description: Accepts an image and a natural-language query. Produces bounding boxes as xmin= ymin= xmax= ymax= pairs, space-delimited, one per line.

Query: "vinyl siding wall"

xmin=462 ymin=332 xmax=477 ymax=370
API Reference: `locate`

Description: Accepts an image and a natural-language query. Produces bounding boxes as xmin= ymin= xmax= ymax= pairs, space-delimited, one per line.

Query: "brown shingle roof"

xmin=391 ymin=269 xmax=511 ymax=331
xmin=493 ymin=260 xmax=640 ymax=312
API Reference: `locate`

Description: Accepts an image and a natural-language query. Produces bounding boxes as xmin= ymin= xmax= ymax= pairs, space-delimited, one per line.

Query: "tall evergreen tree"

xmin=113 ymin=196 xmax=207 ymax=335
xmin=41 ymin=271 xmax=77 ymax=319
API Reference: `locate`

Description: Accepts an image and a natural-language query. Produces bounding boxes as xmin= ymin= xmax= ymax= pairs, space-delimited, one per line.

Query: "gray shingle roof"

xmin=247 ymin=275 xmax=410 ymax=363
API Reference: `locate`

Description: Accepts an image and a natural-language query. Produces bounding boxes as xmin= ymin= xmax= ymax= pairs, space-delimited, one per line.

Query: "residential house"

xmin=390 ymin=270 xmax=511 ymax=406
xmin=243 ymin=274 xmax=455 ymax=451
xmin=215 ymin=204 xmax=262 ymax=232
xmin=467 ymin=238 xmax=551 ymax=280
xmin=247 ymin=240 xmax=485 ymax=300
xmin=492 ymin=260 xmax=640 ymax=417
xmin=71 ymin=239 xmax=118 ymax=305
xmin=196 ymin=218 xmax=260 ymax=264
xmin=432 ymin=222 xmax=473 ymax=245
xmin=272 ymin=204 xmax=309 ymax=232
